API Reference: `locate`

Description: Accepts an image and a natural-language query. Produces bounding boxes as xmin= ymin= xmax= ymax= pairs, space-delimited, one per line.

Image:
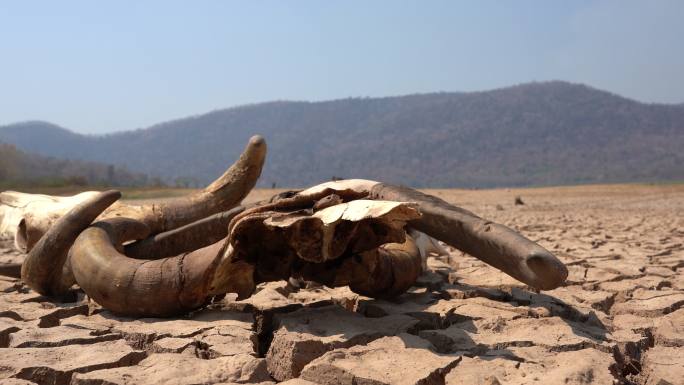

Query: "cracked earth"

xmin=1 ymin=184 xmax=682 ymax=385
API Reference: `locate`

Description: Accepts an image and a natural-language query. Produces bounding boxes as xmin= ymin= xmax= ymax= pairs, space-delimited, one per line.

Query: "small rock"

xmin=196 ymin=324 xmax=258 ymax=358
xmin=651 ymin=254 xmax=684 ymax=271
xmin=582 ymin=267 xmax=622 ymax=283
xmin=609 ymin=328 xmax=652 ymax=372
xmin=287 ymin=286 xmax=361 ymax=311
xmin=267 ymin=305 xmax=420 ymax=380
xmin=72 ymin=353 xmax=271 ymax=385
xmin=446 ymin=347 xmax=618 ymax=385
xmin=62 ymin=308 xmax=256 ymax=355
xmin=419 ymin=317 xmax=609 ymax=354
xmin=644 ymin=266 xmax=676 ymax=277
xmin=299 ymin=334 xmax=461 ymax=385
xmin=612 ymin=308 xmax=684 ymax=347
xmin=0 ymin=318 xmax=21 ymax=347
xmin=226 ymin=281 xmax=327 ymax=313
xmin=222 ymin=281 xmax=334 ymax=356
xmin=8 ymin=324 xmax=120 ymax=348
xmin=612 ymin=313 xmax=655 ymax=332
xmin=442 ymin=282 xmax=508 ymax=302
xmin=149 ymin=337 xmax=196 ymax=354
xmin=449 ymin=265 xmax=527 ymax=289
xmin=544 ymin=286 xmax=615 ymax=313
xmin=494 ymin=287 xmax=611 ymax=327
xmin=0 ymin=290 xmax=89 ymax=327
xmin=598 ymin=276 xmax=669 ymax=294
xmin=357 ymin=291 xmax=459 ymax=329
xmin=590 ymin=259 xmax=646 ymax=278
xmin=445 ymin=356 xmax=519 ymax=385
xmin=0 ymin=340 xmax=146 ymax=385
xmin=653 ymin=308 xmax=684 ymax=346
xmin=674 ymin=271 xmax=684 ymax=291
xmin=637 ymin=346 xmax=684 ymax=385
xmin=611 ymin=289 xmax=684 ymax=317
xmin=445 ymin=296 xmax=525 ymax=322
xmin=564 ymin=265 xmax=588 ymax=285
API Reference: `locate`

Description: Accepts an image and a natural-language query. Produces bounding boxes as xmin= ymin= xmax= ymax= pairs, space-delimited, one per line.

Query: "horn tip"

xmin=248 ymin=135 xmax=266 ymax=148
xmin=103 ymin=190 xmax=123 ymax=199
xmin=97 ymin=190 xmax=122 ymax=207
xmin=526 ymin=250 xmax=568 ymax=290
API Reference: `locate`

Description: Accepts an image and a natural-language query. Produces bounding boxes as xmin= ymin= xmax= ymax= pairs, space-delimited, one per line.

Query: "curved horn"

xmin=11 ymin=135 xmax=266 ymax=252
xmin=117 ymin=135 xmax=266 ymax=234
xmin=124 ymin=206 xmax=245 ymax=259
xmin=369 ymin=183 xmax=568 ymax=290
xmin=298 ymin=179 xmax=567 ymax=290
xmin=307 ymin=235 xmax=423 ymax=299
xmin=1 ymin=191 xmax=102 ymax=253
xmin=70 ymin=217 xmax=224 ymax=317
xmin=349 ymin=237 xmax=422 ymax=298
xmin=20 ymin=190 xmax=121 ymax=296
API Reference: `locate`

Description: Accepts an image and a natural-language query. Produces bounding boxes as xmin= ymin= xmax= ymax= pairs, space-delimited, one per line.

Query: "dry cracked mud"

xmin=1 ymin=184 xmax=682 ymax=385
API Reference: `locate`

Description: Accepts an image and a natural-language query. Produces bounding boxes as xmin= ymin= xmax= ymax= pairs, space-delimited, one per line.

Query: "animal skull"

xmin=0 ymin=136 xmax=568 ymax=317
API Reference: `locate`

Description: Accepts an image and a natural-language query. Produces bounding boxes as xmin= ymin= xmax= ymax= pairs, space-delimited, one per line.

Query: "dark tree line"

xmin=0 ymin=142 xmax=160 ymax=188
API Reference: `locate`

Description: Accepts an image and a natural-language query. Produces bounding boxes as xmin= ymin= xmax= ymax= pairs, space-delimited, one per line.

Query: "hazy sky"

xmin=1 ymin=1 xmax=683 ymax=134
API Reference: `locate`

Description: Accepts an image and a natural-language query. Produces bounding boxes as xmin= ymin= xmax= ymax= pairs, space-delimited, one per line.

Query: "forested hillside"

xmin=0 ymin=142 xmax=155 ymax=188
xmin=1 ymin=81 xmax=682 ymax=188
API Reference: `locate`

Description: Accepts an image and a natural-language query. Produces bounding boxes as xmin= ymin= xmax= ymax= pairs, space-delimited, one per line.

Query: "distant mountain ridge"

xmin=1 ymin=81 xmax=683 ymax=188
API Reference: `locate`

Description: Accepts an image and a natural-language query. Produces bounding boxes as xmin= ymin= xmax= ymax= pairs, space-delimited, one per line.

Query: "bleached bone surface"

xmin=297 ymin=179 xmax=379 ymax=197
xmin=261 ymin=199 xmax=420 ymax=262
xmin=409 ymin=228 xmax=449 ymax=271
xmin=0 ymin=191 xmax=98 ymax=252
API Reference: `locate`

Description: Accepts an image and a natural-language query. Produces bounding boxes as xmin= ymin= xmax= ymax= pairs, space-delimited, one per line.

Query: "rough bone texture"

xmin=1 ymin=184 xmax=683 ymax=385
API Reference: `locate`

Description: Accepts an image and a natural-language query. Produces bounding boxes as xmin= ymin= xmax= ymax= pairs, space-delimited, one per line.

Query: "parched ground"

xmin=1 ymin=184 xmax=682 ymax=385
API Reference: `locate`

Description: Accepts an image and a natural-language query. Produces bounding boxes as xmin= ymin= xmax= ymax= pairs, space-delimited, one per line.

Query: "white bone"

xmin=0 ymin=191 xmax=98 ymax=252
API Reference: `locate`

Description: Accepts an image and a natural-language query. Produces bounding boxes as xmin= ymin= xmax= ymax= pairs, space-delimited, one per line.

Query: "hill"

xmin=0 ymin=142 xmax=154 ymax=188
xmin=1 ymin=81 xmax=683 ymax=188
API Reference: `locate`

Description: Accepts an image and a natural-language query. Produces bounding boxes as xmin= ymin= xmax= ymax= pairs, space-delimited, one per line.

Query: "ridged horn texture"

xmin=20 ymin=190 xmax=122 ymax=296
xmin=369 ymin=183 xmax=568 ymax=290
xmin=124 ymin=206 xmax=245 ymax=260
xmin=45 ymin=136 xmax=264 ymax=316
xmin=346 ymin=236 xmax=423 ymax=298
xmin=298 ymin=179 xmax=568 ymax=290
xmin=70 ymin=217 xmax=224 ymax=317
xmin=9 ymin=135 xmax=266 ymax=254
xmin=61 ymin=186 xmax=422 ymax=316
xmin=105 ymin=135 xmax=267 ymax=234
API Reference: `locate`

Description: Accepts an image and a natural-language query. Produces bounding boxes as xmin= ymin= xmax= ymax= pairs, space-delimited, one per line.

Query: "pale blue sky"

xmin=1 ymin=1 xmax=683 ymax=134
